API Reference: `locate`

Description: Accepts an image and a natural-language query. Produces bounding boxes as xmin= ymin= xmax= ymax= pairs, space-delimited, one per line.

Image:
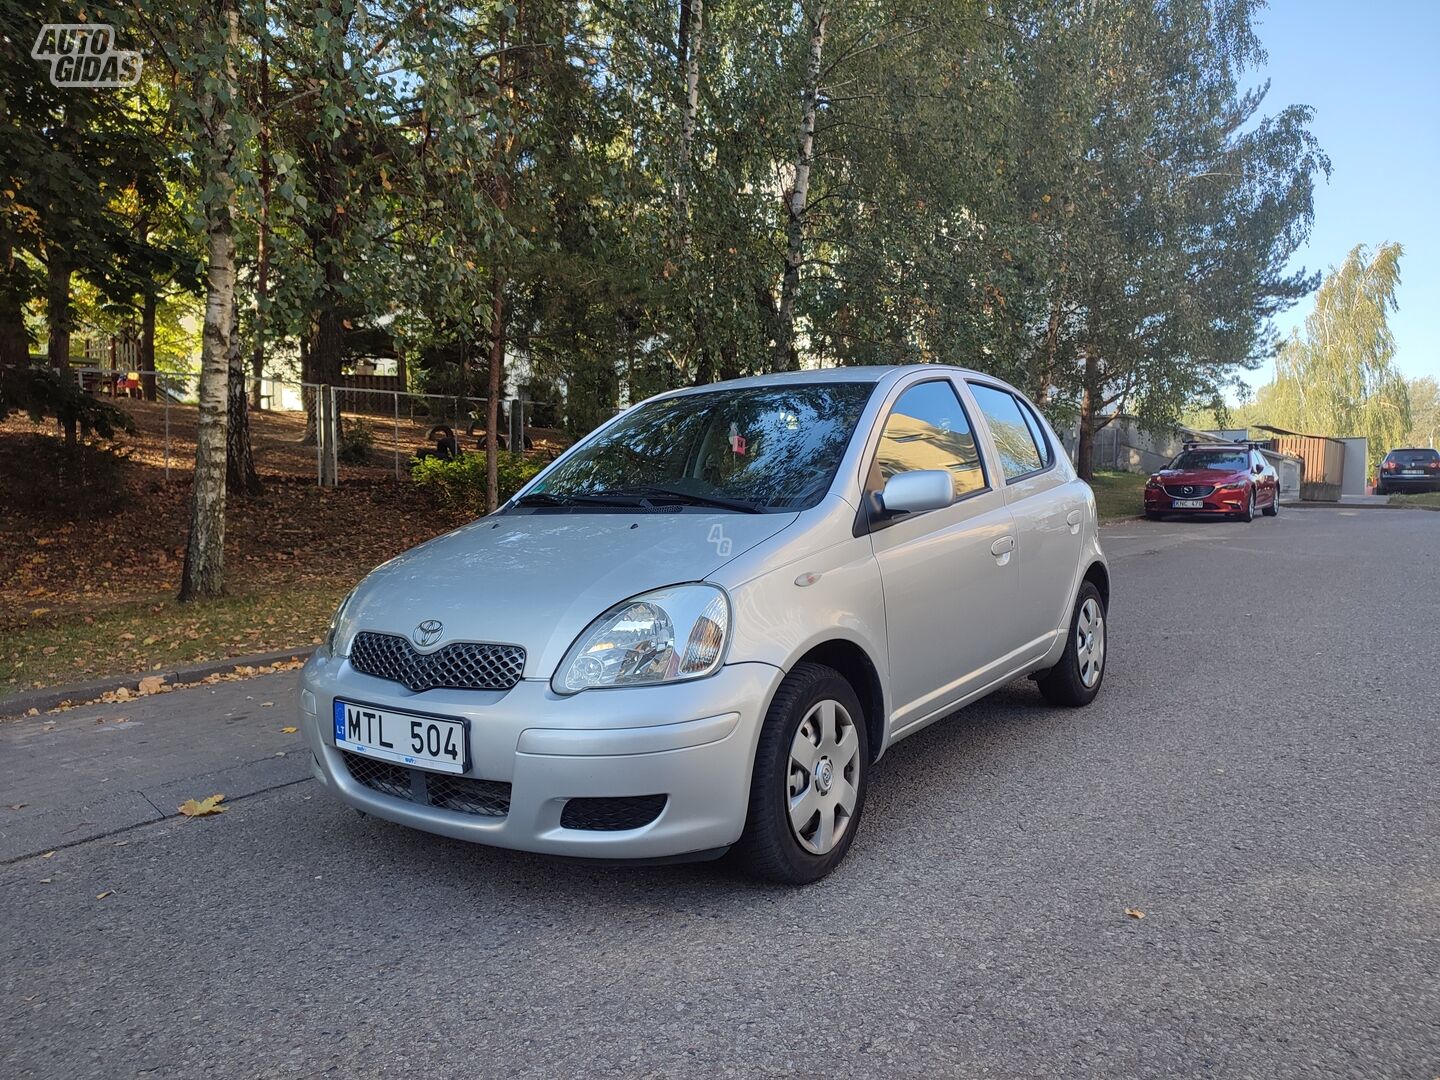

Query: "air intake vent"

xmin=560 ymin=795 xmax=667 ymax=832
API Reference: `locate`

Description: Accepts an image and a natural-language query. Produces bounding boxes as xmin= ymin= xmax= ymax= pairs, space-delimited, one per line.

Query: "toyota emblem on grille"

xmin=412 ymin=619 xmax=444 ymax=647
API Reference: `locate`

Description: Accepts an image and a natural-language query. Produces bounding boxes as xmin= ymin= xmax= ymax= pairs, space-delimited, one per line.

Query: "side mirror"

xmin=1252 ymin=462 xmax=1264 ymax=474
xmin=880 ymin=470 xmax=954 ymax=515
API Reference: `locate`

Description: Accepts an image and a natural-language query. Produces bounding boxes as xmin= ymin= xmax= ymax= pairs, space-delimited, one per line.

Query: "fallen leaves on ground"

xmin=1124 ymin=908 xmax=1146 ymax=920
xmin=177 ymin=793 xmax=227 ymax=818
xmin=95 ymin=891 xmax=111 ymax=900
xmin=280 ymin=726 xmax=297 ymax=734
xmin=40 ymin=850 xmax=55 ymax=859
xmin=33 ymin=656 xmax=309 ymax=716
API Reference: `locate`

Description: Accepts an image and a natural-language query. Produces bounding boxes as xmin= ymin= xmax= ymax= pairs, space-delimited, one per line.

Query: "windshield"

xmin=1168 ymin=449 xmax=1248 ymax=471
xmin=521 ymin=382 xmax=876 ymax=512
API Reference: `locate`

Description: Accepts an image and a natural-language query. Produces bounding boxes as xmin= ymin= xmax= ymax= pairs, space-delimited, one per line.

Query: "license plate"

xmin=1172 ymin=499 xmax=1203 ymax=509
xmin=333 ymin=699 xmax=468 ymax=774
xmin=1402 ymin=470 xmax=1423 ymax=476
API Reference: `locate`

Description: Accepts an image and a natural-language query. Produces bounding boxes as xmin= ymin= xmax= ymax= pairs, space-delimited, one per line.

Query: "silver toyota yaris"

xmin=299 ymin=365 xmax=1109 ymax=883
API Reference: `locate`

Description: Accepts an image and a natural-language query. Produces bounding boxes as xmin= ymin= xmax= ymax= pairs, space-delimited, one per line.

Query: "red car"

xmin=1144 ymin=444 xmax=1280 ymax=522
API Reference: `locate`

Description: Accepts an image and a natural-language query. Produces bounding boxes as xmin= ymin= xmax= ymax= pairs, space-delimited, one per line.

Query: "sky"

xmin=1242 ymin=0 xmax=1440 ymax=393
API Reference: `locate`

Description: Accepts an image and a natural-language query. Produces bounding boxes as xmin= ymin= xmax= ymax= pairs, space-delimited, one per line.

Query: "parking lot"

xmin=2 ymin=507 xmax=1436 ymax=1079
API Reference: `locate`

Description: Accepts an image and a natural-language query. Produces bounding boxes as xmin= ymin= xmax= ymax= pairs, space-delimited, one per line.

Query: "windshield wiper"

xmin=513 ymin=491 xmax=651 ymax=508
xmin=609 ymin=486 xmax=766 ymax=514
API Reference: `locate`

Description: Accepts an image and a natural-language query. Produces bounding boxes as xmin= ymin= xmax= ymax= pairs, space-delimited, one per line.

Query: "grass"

xmin=1088 ymin=469 xmax=1148 ymax=521
xmin=0 ymin=580 xmax=352 ymax=698
xmin=1387 ymin=491 xmax=1440 ymax=509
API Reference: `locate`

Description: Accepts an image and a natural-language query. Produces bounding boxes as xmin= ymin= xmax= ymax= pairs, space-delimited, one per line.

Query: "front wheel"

xmin=733 ymin=662 xmax=869 ymax=885
xmin=1036 ymin=582 xmax=1107 ymax=707
xmin=1237 ymin=487 xmax=1255 ymax=522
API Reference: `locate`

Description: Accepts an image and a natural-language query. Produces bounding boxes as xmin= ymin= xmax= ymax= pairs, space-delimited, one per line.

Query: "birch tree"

xmin=773 ymin=3 xmax=827 ymax=371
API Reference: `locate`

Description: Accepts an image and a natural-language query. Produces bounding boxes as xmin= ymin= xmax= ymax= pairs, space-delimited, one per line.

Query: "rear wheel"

xmin=1262 ymin=488 xmax=1279 ymax=516
xmin=734 ymin=663 xmax=869 ymax=885
xmin=1036 ymin=582 xmax=1106 ymax=707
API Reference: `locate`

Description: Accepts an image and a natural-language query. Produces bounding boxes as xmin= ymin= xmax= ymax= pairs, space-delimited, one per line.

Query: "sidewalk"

xmin=0 ymin=669 xmax=309 ymax=862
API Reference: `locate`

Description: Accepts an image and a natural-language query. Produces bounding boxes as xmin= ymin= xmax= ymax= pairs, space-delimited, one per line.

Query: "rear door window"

xmin=967 ymin=383 xmax=1046 ymax=480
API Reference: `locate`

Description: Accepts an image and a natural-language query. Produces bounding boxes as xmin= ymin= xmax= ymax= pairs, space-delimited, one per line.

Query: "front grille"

xmin=1163 ymin=484 xmax=1216 ymax=498
xmin=560 ymin=794 xmax=667 ymax=832
xmin=341 ymin=750 xmax=511 ymax=818
xmin=349 ymin=632 xmax=525 ymax=693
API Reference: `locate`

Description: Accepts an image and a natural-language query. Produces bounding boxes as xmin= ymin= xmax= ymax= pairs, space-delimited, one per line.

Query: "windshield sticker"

xmin=729 ymin=423 xmax=747 ymax=456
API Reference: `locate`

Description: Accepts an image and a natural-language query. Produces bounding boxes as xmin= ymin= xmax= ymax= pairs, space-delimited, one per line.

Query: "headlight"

xmin=324 ymin=588 xmax=360 ymax=658
xmin=1217 ymin=481 xmax=1247 ymax=491
xmin=554 ymin=584 xmax=730 ymax=694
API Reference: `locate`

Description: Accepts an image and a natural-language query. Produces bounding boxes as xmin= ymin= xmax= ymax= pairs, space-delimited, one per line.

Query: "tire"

xmin=1144 ymin=510 xmax=1164 ymax=521
xmin=733 ymin=662 xmax=869 ymax=885
xmin=1036 ymin=582 xmax=1107 ymax=708
xmin=1262 ymin=489 xmax=1279 ymax=516
xmin=1375 ymin=483 xmax=1387 ymax=496
xmin=1237 ymin=487 xmax=1255 ymax=522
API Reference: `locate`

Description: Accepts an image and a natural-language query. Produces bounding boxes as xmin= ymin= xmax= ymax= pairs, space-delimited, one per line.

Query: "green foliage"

xmin=410 ymin=451 xmax=543 ymax=517
xmin=1254 ymin=243 xmax=1411 ymax=472
xmin=1402 ymin=376 xmax=1438 ymax=450
xmin=337 ymin=418 xmax=375 ymax=465
xmin=4 ymin=0 xmax=1330 ymax=473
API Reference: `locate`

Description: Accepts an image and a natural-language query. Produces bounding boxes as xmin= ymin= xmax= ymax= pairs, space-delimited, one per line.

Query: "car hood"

xmin=338 ymin=510 xmax=798 ymax=681
xmin=1155 ymin=469 xmax=1246 ymax=486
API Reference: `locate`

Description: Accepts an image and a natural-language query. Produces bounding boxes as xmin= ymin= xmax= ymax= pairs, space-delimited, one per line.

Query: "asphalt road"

xmin=2 ymin=507 xmax=1436 ymax=1079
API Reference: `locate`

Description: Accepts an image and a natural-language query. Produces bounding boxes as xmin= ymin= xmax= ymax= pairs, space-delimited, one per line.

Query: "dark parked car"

xmin=1144 ymin=444 xmax=1280 ymax=522
xmin=1376 ymin=448 xmax=1440 ymax=495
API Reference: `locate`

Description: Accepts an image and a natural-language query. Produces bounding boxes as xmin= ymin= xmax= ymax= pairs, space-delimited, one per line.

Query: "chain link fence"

xmin=67 ymin=366 xmax=565 ymax=488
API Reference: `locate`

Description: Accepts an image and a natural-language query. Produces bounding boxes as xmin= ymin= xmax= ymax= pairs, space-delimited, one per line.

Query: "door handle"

xmin=991 ymin=535 xmax=1015 ymax=556
xmin=1067 ymin=509 xmax=1082 ymax=526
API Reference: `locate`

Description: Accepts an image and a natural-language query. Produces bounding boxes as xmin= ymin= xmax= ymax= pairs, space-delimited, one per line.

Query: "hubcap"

xmin=787 ymin=700 xmax=860 ymax=855
xmin=1075 ymin=597 xmax=1105 ymax=689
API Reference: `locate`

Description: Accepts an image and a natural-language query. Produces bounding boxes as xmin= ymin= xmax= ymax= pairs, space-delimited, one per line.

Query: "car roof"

xmin=653 ymin=364 xmax=992 ymax=400
xmin=1386 ymin=447 xmax=1439 ymax=454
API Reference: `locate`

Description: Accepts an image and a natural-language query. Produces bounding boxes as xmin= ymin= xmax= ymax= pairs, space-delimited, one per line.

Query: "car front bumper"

xmin=1145 ymin=488 xmax=1249 ymax=514
xmin=298 ymin=652 xmax=785 ymax=860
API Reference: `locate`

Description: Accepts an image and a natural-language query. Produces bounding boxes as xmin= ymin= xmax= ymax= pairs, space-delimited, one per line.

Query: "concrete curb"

xmin=1282 ymin=500 xmax=1440 ymax=511
xmin=0 ymin=646 xmax=314 ymax=719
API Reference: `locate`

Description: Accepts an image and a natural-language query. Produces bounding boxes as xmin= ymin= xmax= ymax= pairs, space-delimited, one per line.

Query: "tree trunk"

xmin=1075 ymin=348 xmax=1100 ymax=481
xmin=675 ymin=0 xmax=703 ymax=251
xmin=773 ymin=5 xmax=828 ymax=372
xmin=226 ymin=291 xmax=262 ymax=495
xmin=140 ymin=288 xmax=157 ymax=401
xmin=45 ymin=247 xmax=72 ymax=371
xmin=180 ymin=0 xmax=240 ymax=602
xmin=485 ymin=273 xmax=505 ymax=513
xmin=0 ymin=237 xmax=28 ymax=368
xmin=251 ymin=13 xmax=270 ymax=410
xmin=482 ymin=0 xmax=523 ymax=512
